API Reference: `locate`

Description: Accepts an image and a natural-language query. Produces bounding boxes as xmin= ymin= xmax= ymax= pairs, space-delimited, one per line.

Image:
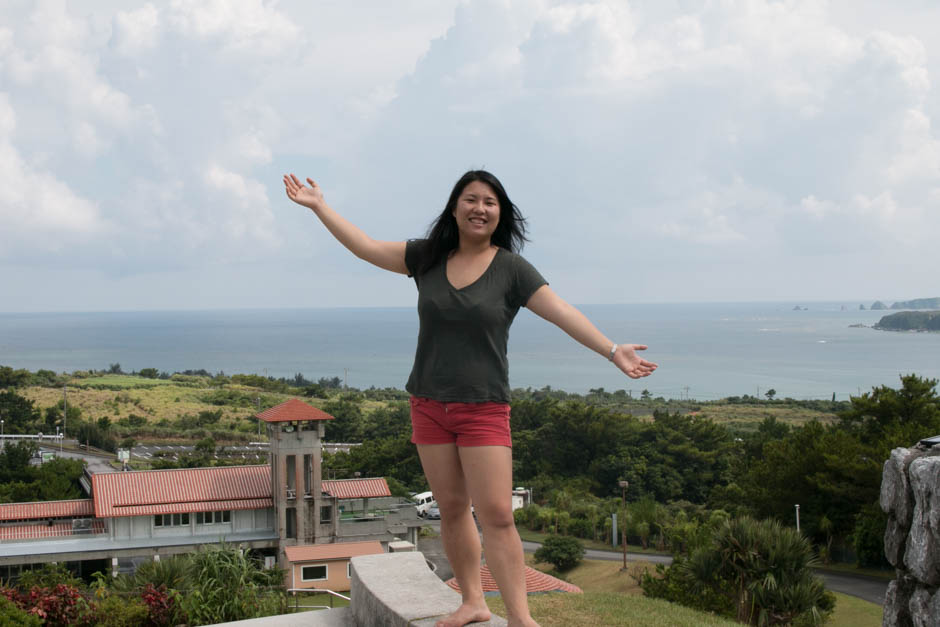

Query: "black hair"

xmin=415 ymin=170 xmax=529 ymax=276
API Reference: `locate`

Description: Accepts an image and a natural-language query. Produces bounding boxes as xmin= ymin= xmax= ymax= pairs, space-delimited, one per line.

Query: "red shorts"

xmin=409 ymin=396 xmax=512 ymax=447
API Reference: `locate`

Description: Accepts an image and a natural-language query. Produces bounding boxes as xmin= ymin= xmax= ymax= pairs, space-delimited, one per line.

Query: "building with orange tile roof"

xmin=0 ymin=398 xmax=422 ymax=590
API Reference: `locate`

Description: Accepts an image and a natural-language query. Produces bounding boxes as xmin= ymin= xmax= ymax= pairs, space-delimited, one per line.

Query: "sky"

xmin=1 ymin=0 xmax=938 ymax=313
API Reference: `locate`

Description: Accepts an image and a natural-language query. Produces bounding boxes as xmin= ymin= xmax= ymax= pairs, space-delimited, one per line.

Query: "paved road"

xmin=38 ymin=445 xmax=116 ymax=474
xmin=816 ymin=571 xmax=888 ymax=606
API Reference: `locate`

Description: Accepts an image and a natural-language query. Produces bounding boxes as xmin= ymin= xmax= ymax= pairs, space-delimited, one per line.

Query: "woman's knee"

xmin=475 ymin=504 xmax=515 ymax=530
xmin=435 ymin=493 xmax=472 ymax=515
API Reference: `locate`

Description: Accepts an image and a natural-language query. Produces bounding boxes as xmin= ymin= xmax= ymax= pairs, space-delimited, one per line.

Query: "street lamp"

xmin=618 ymin=480 xmax=629 ymax=571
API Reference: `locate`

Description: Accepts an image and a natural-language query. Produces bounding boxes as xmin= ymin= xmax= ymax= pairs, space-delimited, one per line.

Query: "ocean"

xmin=0 ymin=303 xmax=937 ymax=401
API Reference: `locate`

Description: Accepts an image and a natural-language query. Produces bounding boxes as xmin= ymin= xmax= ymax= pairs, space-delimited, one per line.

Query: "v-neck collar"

xmin=444 ymin=247 xmax=503 ymax=291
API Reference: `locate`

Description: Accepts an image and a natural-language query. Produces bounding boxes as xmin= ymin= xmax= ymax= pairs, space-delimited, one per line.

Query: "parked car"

xmin=413 ymin=491 xmax=435 ymax=517
xmin=426 ymin=503 xmax=441 ymax=520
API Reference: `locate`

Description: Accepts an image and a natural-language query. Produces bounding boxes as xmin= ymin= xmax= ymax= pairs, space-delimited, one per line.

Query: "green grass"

xmin=828 ymin=591 xmax=881 ymax=627
xmin=483 ymin=556 xmax=883 ymax=626
xmin=486 ymin=591 xmax=739 ymax=626
xmin=287 ymin=591 xmax=350 ymax=611
xmin=485 ymin=557 xmax=735 ymax=626
xmin=692 ymin=403 xmax=837 ymax=431
xmin=69 ymin=374 xmax=179 ymax=388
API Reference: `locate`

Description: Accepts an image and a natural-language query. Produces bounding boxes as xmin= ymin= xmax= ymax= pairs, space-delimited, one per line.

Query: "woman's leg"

xmin=458 ymin=445 xmax=538 ymax=627
xmin=416 ymin=443 xmax=492 ymax=627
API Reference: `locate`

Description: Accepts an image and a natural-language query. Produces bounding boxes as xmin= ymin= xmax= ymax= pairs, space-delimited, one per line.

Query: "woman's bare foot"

xmin=435 ymin=600 xmax=492 ymax=627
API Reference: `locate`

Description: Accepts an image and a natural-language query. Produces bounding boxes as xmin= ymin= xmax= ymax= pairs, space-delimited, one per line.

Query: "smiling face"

xmin=452 ymin=180 xmax=500 ymax=244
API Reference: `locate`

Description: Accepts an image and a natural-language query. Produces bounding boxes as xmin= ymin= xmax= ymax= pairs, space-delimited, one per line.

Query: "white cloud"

xmin=111 ymin=3 xmax=161 ymax=56
xmin=168 ymin=0 xmax=300 ymax=57
xmin=1 ymin=0 xmax=939 ymax=310
xmin=204 ymin=164 xmax=276 ymax=245
xmin=0 ymin=94 xmax=109 ymax=253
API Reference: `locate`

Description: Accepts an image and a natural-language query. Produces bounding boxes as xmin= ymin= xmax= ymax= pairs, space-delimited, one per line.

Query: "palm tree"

xmin=683 ymin=517 xmax=832 ymax=625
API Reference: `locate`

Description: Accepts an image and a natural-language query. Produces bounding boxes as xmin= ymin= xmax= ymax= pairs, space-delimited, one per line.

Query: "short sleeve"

xmin=512 ymin=253 xmax=548 ymax=308
xmin=405 ymin=239 xmax=430 ymax=281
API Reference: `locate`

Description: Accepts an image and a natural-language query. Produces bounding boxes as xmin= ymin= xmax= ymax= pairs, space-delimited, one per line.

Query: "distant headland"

xmin=874 ymin=311 xmax=940 ymax=332
xmin=853 ymin=297 xmax=940 ymax=332
xmin=864 ymin=297 xmax=940 ymax=311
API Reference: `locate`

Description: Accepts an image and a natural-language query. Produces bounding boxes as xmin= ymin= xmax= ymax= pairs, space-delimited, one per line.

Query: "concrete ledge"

xmin=213 ymin=607 xmax=351 ymax=626
xmin=351 ymin=552 xmax=507 ymax=626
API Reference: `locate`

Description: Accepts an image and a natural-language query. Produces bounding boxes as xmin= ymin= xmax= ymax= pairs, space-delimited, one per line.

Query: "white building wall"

xmin=132 ymin=516 xmax=151 ymax=538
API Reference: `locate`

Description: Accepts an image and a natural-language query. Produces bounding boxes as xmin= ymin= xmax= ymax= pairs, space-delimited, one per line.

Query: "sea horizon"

xmin=1 ymin=301 xmax=937 ymax=401
xmin=0 ymin=297 xmax=914 ymax=316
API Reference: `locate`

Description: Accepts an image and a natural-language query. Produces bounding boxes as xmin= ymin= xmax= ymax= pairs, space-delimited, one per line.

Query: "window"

xmin=303 ymin=454 xmax=312 ymax=496
xmin=154 ymin=513 xmax=190 ymax=527
xmin=301 ymin=564 xmax=327 ymax=581
xmin=320 ymin=505 xmax=332 ymax=523
xmin=196 ymin=511 xmax=232 ymax=525
xmin=347 ymin=562 xmax=352 ymax=579
xmin=286 ymin=455 xmax=296 ymax=494
xmin=286 ymin=507 xmax=296 ymax=539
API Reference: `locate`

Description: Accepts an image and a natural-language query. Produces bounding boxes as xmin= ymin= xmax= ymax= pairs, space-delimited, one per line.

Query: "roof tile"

xmin=322 ymin=478 xmax=390 ymax=499
xmin=256 ymin=398 xmax=334 ymax=423
xmin=285 ymin=540 xmax=384 ymax=562
xmin=447 ymin=565 xmax=582 ymax=595
xmin=92 ymin=466 xmax=272 ymax=518
xmin=0 ymin=499 xmax=94 ymax=522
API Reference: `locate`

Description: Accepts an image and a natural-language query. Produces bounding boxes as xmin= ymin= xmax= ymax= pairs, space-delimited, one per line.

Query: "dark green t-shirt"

xmin=404 ymin=239 xmax=548 ymax=403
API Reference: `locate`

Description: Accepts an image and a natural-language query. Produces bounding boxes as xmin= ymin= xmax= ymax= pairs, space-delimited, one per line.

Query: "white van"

xmin=413 ymin=491 xmax=435 ymax=517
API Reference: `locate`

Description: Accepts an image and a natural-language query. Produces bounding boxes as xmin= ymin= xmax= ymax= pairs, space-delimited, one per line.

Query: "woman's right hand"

xmin=284 ymin=174 xmax=326 ymax=212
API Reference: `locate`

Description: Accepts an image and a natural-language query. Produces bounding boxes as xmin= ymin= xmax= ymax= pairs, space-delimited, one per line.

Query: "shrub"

xmin=140 ymin=584 xmax=178 ymax=627
xmin=640 ymin=559 xmax=732 ymax=617
xmin=88 ymin=594 xmax=150 ymax=627
xmin=534 ymin=535 xmax=585 ymax=572
xmin=0 ymin=593 xmax=41 ymax=627
xmin=853 ymin=503 xmax=889 ymax=568
xmin=682 ymin=517 xmax=833 ymax=625
xmin=16 ymin=563 xmax=81 ymax=590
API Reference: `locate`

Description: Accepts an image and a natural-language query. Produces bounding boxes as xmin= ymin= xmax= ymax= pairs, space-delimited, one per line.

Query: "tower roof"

xmin=255 ymin=398 xmax=335 ymax=423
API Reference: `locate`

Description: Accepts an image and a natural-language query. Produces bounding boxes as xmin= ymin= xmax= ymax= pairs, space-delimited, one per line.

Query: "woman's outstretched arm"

xmin=283 ymin=174 xmax=408 ymax=274
xmin=525 ymin=285 xmax=658 ymax=379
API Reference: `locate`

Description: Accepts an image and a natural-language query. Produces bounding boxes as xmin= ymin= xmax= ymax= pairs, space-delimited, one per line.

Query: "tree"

xmin=534 ymin=535 xmax=584 ymax=571
xmin=0 ymin=391 xmax=41 ymax=434
xmin=682 ymin=517 xmax=833 ymax=625
xmin=765 ymin=389 xmax=776 ymax=400
xmin=640 ymin=389 xmax=651 ymax=401
xmin=0 ymin=366 xmax=31 ymax=389
xmin=138 ymin=368 xmax=159 ymax=379
xmin=840 ymin=374 xmax=940 ymax=448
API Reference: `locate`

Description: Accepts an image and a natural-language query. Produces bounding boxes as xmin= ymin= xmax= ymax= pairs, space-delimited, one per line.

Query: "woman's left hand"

xmin=612 ymin=344 xmax=658 ymax=379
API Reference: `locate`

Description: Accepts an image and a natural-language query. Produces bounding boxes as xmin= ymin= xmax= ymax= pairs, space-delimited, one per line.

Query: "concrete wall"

xmin=880 ymin=440 xmax=940 ymax=626
xmin=289 ymin=559 xmax=353 ymax=592
xmin=112 ymin=508 xmax=273 ymax=542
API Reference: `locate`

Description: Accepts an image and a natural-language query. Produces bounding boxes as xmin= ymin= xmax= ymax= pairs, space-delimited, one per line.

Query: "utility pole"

xmin=344 ymin=368 xmax=348 ymax=390
xmin=63 ymin=383 xmax=68 ymax=445
xmin=795 ymin=504 xmax=801 ymax=533
xmin=257 ymin=397 xmax=262 ymax=438
xmin=619 ymin=480 xmax=629 ymax=571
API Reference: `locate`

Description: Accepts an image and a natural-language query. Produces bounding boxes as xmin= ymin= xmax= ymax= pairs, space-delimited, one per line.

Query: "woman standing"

xmin=284 ymin=170 xmax=657 ymax=627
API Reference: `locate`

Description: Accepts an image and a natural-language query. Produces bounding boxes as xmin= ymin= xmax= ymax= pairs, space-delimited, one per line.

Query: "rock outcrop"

xmin=880 ymin=438 xmax=940 ymax=626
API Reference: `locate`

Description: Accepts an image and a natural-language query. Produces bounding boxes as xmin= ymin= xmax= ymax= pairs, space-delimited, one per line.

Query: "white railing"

xmin=285 ymin=587 xmax=350 ymax=611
